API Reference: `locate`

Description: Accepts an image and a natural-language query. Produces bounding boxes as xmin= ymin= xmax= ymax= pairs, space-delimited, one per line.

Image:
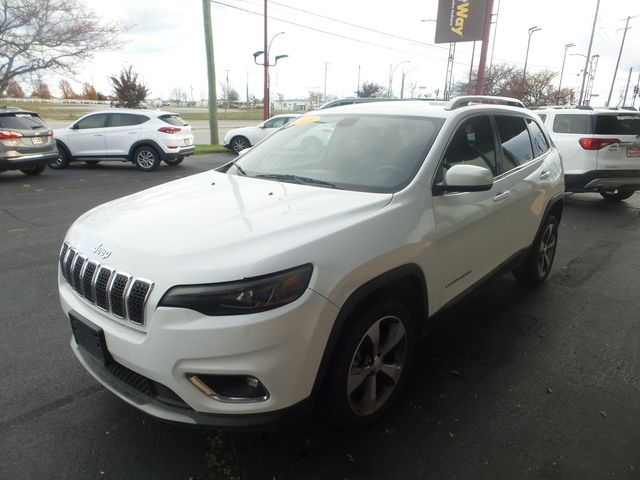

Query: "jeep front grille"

xmin=59 ymin=242 xmax=154 ymax=326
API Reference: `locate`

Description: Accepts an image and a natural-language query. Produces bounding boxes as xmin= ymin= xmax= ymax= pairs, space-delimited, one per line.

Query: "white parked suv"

xmin=58 ymin=96 xmax=564 ymax=430
xmin=536 ymin=106 xmax=640 ymax=201
xmin=223 ymin=113 xmax=300 ymax=153
xmin=52 ymin=110 xmax=194 ymax=171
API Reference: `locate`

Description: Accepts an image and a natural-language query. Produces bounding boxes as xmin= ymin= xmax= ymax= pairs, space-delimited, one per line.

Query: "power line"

xmin=234 ymin=0 xmax=448 ymax=53
xmin=209 ymin=0 xmax=447 ymax=61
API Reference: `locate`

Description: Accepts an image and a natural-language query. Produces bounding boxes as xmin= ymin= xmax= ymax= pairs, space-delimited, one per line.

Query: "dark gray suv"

xmin=0 ymin=106 xmax=57 ymax=176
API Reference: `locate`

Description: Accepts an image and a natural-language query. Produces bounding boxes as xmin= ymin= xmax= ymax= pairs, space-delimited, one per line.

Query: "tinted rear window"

xmin=0 ymin=113 xmax=46 ymax=130
xmin=552 ymin=114 xmax=590 ymax=134
xmin=159 ymin=114 xmax=187 ymax=126
xmin=109 ymin=113 xmax=149 ymax=127
xmin=594 ymin=114 xmax=640 ymax=135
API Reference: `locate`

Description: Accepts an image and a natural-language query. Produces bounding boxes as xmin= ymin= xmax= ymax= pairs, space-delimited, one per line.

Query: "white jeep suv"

xmin=536 ymin=107 xmax=640 ymax=201
xmin=52 ymin=110 xmax=194 ymax=171
xmin=58 ymin=96 xmax=564 ymax=430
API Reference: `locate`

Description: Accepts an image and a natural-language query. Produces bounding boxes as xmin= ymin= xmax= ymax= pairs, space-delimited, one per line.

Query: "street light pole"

xmin=254 ymin=30 xmax=286 ymax=120
xmin=579 ymin=0 xmax=601 ymax=106
xmin=556 ymin=42 xmax=575 ymax=104
xmin=389 ymin=61 xmax=409 ymax=98
xmin=522 ymin=26 xmax=541 ymax=93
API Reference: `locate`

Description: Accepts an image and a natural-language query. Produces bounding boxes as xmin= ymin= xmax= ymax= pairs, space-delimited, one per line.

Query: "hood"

xmin=66 ymin=170 xmax=392 ymax=286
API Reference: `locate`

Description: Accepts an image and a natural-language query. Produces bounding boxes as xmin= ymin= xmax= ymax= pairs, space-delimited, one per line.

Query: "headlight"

xmin=158 ymin=264 xmax=313 ymax=315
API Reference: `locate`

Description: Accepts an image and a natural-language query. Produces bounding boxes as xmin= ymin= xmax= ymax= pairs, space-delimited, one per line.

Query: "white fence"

xmin=0 ymin=97 xmax=111 ymax=105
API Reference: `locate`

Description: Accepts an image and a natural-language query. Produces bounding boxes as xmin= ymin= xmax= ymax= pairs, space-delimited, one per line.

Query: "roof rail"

xmin=575 ymin=105 xmax=593 ymax=110
xmin=445 ymin=95 xmax=524 ymax=110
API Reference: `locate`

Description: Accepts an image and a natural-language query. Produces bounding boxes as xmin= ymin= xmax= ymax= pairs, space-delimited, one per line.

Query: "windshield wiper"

xmin=254 ymin=173 xmax=337 ymax=189
xmin=230 ymin=159 xmax=247 ymax=176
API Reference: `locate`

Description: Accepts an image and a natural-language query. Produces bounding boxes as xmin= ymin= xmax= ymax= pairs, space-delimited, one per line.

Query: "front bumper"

xmin=565 ymin=170 xmax=640 ymax=192
xmin=60 ymin=279 xmax=339 ymax=428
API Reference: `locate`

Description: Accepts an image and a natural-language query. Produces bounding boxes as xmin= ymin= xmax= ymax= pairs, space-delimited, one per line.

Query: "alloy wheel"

xmin=536 ymin=222 xmax=557 ymax=278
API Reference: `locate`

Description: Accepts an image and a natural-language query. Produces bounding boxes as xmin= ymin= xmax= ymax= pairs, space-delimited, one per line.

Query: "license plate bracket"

xmin=627 ymin=146 xmax=640 ymax=157
xmin=70 ymin=314 xmax=113 ymax=366
xmin=32 ymin=137 xmax=43 ymax=144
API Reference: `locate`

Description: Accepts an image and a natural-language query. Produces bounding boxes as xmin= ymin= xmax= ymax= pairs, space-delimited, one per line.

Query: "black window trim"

xmin=431 ymin=112 xmax=501 ymax=194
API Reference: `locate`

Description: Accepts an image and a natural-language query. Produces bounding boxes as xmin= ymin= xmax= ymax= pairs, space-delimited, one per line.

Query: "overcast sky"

xmin=67 ymin=0 xmax=640 ymax=105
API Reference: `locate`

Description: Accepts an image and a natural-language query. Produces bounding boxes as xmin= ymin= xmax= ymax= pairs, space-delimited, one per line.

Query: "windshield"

xmin=229 ymin=114 xmax=444 ymax=193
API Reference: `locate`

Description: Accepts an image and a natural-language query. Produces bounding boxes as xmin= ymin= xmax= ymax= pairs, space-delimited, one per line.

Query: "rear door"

xmin=104 ymin=113 xmax=146 ymax=156
xmin=593 ymin=112 xmax=640 ymax=170
xmin=494 ymin=115 xmax=550 ymax=250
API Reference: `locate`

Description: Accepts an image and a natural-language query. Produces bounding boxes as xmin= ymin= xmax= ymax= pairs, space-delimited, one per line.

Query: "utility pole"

xmin=246 ymin=70 xmax=249 ymax=109
xmin=263 ymin=0 xmax=269 ymax=119
xmin=606 ymin=16 xmax=635 ymax=107
xmin=579 ymin=0 xmax=600 ymax=106
xmin=468 ymin=41 xmax=476 ymax=94
xmin=202 ymin=0 xmax=219 ymax=144
xmin=622 ymin=67 xmax=633 ymax=107
xmin=356 ymin=65 xmax=361 ymax=97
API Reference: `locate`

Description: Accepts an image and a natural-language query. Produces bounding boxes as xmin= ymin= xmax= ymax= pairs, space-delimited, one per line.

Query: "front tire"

xmin=600 ymin=188 xmax=634 ymax=201
xmin=49 ymin=146 xmax=70 ymax=169
xmin=323 ymin=301 xmax=415 ymax=430
xmin=230 ymin=136 xmax=250 ymax=154
xmin=513 ymin=214 xmax=558 ymax=286
xmin=20 ymin=165 xmax=46 ymax=175
xmin=132 ymin=146 xmax=161 ymax=171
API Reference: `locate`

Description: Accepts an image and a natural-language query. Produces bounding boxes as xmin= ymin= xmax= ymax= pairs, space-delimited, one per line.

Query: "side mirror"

xmin=433 ymin=164 xmax=494 ymax=194
xmin=71 ymin=123 xmax=80 ymax=130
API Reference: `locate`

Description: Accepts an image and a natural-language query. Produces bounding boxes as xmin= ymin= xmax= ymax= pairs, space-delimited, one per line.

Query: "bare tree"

xmin=171 ymin=88 xmax=187 ymax=107
xmin=59 ymin=79 xmax=76 ymax=99
xmin=0 ymin=0 xmax=121 ymax=97
xmin=308 ymin=91 xmax=322 ymax=108
xmin=357 ymin=81 xmax=384 ymax=98
xmin=219 ymin=82 xmax=239 ymax=105
xmin=81 ymin=82 xmax=97 ymax=100
xmin=407 ymin=80 xmax=418 ymax=99
xmin=5 ymin=79 xmax=23 ymax=97
xmin=109 ymin=65 xmax=149 ymax=108
xmin=31 ymin=79 xmax=51 ymax=99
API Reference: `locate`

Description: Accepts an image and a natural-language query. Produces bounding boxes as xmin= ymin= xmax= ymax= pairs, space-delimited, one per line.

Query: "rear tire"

xmin=513 ymin=214 xmax=558 ymax=287
xmin=600 ymin=188 xmax=634 ymax=201
xmin=133 ymin=146 xmax=161 ymax=171
xmin=164 ymin=156 xmax=184 ymax=166
xmin=20 ymin=165 xmax=46 ymax=175
xmin=49 ymin=146 xmax=70 ymax=169
xmin=323 ymin=301 xmax=415 ymax=430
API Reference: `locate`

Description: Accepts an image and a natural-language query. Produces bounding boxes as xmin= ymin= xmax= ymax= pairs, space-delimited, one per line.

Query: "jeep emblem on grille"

xmin=93 ymin=243 xmax=112 ymax=259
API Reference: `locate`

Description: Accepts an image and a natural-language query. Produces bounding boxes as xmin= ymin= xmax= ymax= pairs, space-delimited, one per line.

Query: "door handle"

xmin=492 ymin=191 xmax=511 ymax=202
xmin=539 ymin=170 xmax=552 ymax=180
xmin=93 ymin=134 xmax=103 ymax=137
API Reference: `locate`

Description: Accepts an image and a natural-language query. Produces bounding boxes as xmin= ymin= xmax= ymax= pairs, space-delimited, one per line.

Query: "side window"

xmin=552 ymin=114 xmax=590 ymax=134
xmin=264 ymin=117 xmax=287 ymax=129
xmin=526 ymin=119 xmax=550 ymax=157
xmin=76 ymin=114 xmax=108 ymax=129
xmin=108 ymin=113 xmax=146 ymax=127
xmin=439 ymin=116 xmax=497 ymax=182
xmin=494 ymin=115 xmax=534 ymax=173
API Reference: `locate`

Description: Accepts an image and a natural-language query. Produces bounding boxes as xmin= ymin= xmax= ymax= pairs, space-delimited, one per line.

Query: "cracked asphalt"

xmin=1 ymin=157 xmax=639 ymax=480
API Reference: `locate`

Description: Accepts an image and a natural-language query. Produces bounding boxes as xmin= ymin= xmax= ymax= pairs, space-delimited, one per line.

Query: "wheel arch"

xmin=310 ymin=264 xmax=428 ymax=400
xmin=55 ymin=139 xmax=72 ymax=157
xmin=128 ymin=140 xmax=164 ymax=161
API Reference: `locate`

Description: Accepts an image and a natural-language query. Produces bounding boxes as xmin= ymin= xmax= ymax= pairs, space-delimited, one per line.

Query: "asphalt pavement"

xmin=1 ymin=158 xmax=639 ymax=480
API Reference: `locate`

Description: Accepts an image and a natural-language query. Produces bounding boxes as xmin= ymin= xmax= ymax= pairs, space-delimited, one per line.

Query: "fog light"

xmin=188 ymin=374 xmax=269 ymax=403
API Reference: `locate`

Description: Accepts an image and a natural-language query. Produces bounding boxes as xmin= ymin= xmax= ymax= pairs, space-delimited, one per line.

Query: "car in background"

xmin=0 ymin=106 xmax=57 ymax=176
xmin=52 ymin=110 xmax=194 ymax=171
xmin=58 ymin=96 xmax=564 ymax=430
xmin=223 ymin=114 xmax=300 ymax=153
xmin=536 ymin=106 xmax=640 ymax=201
